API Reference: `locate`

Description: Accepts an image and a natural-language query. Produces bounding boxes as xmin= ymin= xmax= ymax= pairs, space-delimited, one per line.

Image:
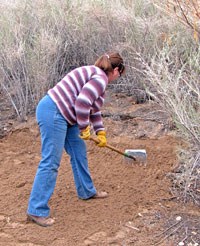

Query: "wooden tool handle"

xmin=89 ymin=136 xmax=126 ymax=156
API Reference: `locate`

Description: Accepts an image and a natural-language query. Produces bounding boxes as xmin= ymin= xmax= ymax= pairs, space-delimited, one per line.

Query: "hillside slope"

xmin=0 ymin=93 xmax=199 ymax=245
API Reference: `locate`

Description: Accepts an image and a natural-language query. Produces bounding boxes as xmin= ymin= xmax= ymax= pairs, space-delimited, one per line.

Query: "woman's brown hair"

xmin=94 ymin=52 xmax=125 ymax=76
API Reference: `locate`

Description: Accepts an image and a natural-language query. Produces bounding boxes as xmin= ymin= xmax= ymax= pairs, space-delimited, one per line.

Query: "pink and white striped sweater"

xmin=48 ymin=65 xmax=108 ymax=133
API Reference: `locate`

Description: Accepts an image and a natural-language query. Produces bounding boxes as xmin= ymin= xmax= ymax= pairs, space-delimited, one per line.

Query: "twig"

xmin=191 ymin=0 xmax=200 ymax=18
xmin=124 ymin=224 xmax=140 ymax=231
xmin=181 ymin=226 xmax=188 ymax=242
xmin=154 ymin=220 xmax=182 ymax=238
xmin=176 ymin=0 xmax=194 ymax=30
xmin=154 ymin=222 xmax=184 ymax=246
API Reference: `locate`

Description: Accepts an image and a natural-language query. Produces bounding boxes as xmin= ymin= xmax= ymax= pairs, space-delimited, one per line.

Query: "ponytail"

xmin=94 ymin=52 xmax=125 ymax=75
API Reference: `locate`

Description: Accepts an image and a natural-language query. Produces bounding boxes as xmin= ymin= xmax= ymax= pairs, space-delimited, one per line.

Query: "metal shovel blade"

xmin=125 ymin=149 xmax=147 ymax=163
xmin=89 ymin=137 xmax=147 ymax=164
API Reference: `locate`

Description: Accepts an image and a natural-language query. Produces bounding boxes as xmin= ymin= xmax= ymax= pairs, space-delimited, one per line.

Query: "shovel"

xmin=89 ymin=137 xmax=147 ymax=163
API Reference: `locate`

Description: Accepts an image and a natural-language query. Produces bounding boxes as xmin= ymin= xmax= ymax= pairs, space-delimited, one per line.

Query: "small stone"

xmin=176 ymin=216 xmax=182 ymax=221
xmin=0 ymin=215 xmax=5 ymax=221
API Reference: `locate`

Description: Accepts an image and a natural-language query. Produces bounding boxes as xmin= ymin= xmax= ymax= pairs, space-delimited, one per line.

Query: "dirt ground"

xmin=0 ymin=93 xmax=199 ymax=246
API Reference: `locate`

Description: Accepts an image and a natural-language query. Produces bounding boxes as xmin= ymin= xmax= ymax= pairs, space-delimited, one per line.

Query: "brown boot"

xmin=92 ymin=191 xmax=108 ymax=199
xmin=27 ymin=214 xmax=55 ymax=227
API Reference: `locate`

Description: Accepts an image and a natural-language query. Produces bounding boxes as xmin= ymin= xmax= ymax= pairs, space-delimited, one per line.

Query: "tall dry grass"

xmin=0 ymin=0 xmax=160 ymax=119
xmin=0 ymin=0 xmax=199 ymax=204
xmin=153 ymin=0 xmax=200 ymax=42
xmin=132 ymin=44 xmax=200 ymax=204
xmin=129 ymin=0 xmax=200 ymax=204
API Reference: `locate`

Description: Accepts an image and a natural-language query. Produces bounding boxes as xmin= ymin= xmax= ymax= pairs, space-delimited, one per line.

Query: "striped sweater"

xmin=48 ymin=65 xmax=108 ymax=132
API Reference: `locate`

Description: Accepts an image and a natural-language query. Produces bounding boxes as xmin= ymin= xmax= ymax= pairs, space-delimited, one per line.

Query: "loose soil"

xmin=0 ymin=93 xmax=199 ymax=246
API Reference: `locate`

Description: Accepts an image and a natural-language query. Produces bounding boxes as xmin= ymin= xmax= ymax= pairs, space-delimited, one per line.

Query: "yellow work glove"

xmin=96 ymin=131 xmax=107 ymax=147
xmin=80 ymin=126 xmax=91 ymax=140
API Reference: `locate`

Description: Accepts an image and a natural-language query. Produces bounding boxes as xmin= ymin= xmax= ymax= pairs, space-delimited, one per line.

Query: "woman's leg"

xmin=27 ymin=95 xmax=67 ymax=217
xmin=64 ymin=125 xmax=96 ymax=199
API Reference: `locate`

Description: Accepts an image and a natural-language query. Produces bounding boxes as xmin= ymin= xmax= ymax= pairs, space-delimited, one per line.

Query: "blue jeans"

xmin=27 ymin=95 xmax=96 ymax=217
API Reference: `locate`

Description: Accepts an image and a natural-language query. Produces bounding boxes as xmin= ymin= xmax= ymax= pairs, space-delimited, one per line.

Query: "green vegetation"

xmin=0 ymin=0 xmax=199 ymax=204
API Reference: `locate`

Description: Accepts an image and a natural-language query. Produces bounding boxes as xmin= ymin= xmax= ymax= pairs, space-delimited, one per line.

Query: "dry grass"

xmin=131 ymin=44 xmax=200 ymax=204
xmin=153 ymin=0 xmax=200 ymax=42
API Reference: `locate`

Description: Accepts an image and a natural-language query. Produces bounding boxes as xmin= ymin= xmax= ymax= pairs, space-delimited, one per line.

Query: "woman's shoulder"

xmin=69 ymin=65 xmax=103 ymax=74
xmin=67 ymin=65 xmax=107 ymax=84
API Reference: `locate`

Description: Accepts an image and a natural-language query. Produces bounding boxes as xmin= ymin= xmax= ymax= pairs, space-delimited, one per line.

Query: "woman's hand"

xmin=96 ymin=131 xmax=107 ymax=147
xmin=80 ymin=126 xmax=91 ymax=140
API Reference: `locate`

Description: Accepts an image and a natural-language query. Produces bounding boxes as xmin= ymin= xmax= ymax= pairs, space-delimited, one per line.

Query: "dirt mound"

xmin=0 ymin=94 xmax=199 ymax=246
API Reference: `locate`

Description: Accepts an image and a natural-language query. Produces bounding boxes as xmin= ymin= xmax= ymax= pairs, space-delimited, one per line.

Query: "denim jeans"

xmin=27 ymin=95 xmax=96 ymax=217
